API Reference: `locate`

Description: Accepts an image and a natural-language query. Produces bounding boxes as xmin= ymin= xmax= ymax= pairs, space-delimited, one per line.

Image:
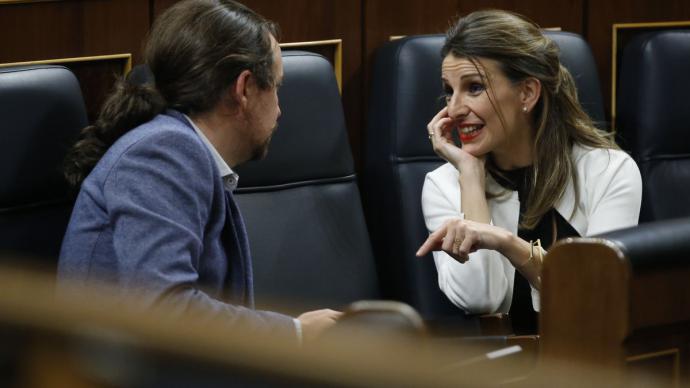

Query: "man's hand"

xmin=297 ymin=309 xmax=342 ymax=342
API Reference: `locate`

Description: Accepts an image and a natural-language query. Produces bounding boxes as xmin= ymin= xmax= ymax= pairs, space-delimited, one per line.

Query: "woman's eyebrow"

xmin=460 ymin=73 xmax=482 ymax=80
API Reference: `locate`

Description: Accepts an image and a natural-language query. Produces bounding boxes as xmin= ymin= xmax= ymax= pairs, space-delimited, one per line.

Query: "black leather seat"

xmin=234 ymin=51 xmax=380 ymax=313
xmin=364 ymin=35 xmax=458 ymax=325
xmin=363 ymin=31 xmax=606 ymax=325
xmin=617 ymin=30 xmax=690 ymax=223
xmin=601 ymin=216 xmax=690 ymax=269
xmin=0 ymin=66 xmax=87 ymax=267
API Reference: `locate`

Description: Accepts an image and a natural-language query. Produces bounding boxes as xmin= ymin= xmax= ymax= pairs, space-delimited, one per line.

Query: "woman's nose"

xmin=447 ymin=95 xmax=469 ymax=119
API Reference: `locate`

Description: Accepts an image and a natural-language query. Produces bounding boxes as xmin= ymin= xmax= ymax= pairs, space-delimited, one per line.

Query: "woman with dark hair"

xmin=416 ymin=10 xmax=641 ymax=333
xmin=59 ymin=0 xmax=339 ymax=342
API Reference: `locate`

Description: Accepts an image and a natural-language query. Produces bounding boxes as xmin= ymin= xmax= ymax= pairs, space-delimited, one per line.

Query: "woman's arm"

xmin=421 ymin=170 xmax=511 ymax=313
xmin=417 ymin=217 xmax=542 ymax=289
xmin=427 ymin=106 xmax=491 ymax=224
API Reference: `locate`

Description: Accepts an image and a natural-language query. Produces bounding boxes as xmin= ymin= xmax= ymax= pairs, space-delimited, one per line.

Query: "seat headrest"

xmin=235 ymin=51 xmax=354 ymax=189
xmin=543 ymin=31 xmax=606 ymax=125
xmin=0 ymin=66 xmax=87 ymax=210
xmin=600 ymin=217 xmax=690 ymax=269
xmin=618 ymin=30 xmax=690 ymax=161
xmin=368 ymin=35 xmax=446 ymax=161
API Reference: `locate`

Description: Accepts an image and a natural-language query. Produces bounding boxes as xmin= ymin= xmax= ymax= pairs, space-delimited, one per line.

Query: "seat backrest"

xmin=617 ymin=30 xmax=690 ymax=223
xmin=364 ymin=35 xmax=452 ymax=321
xmin=234 ymin=51 xmax=380 ymax=313
xmin=0 ymin=66 xmax=87 ymax=266
xmin=363 ymin=31 xmax=605 ymax=322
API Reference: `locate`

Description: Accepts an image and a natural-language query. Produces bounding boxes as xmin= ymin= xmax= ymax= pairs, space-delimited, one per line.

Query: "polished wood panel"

xmin=539 ymin=238 xmax=690 ymax=387
xmin=0 ymin=0 xmax=149 ymax=63
xmin=0 ymin=0 xmax=150 ymax=123
xmin=364 ymin=0 xmax=583 ymax=78
xmin=0 ymin=264 xmax=525 ymax=387
xmin=540 ymin=241 xmax=629 ymax=373
xmin=587 ymin=0 xmax=690 ymax=123
xmin=626 ymin=348 xmax=680 ymax=388
xmin=456 ymin=0 xmax=583 ymax=33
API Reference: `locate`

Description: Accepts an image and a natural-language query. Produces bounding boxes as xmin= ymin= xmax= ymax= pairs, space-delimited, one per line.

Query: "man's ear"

xmin=231 ymin=69 xmax=253 ymax=110
xmin=520 ymin=77 xmax=541 ymax=113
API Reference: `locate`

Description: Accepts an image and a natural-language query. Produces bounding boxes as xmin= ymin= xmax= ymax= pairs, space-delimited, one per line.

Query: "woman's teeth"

xmin=461 ymin=125 xmax=483 ymax=134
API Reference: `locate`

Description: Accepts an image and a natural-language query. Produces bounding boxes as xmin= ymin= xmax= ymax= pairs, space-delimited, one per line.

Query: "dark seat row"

xmin=1 ymin=29 xmax=689 ymax=327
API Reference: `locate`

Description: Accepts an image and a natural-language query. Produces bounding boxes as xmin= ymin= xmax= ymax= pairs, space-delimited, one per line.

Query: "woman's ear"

xmin=520 ymin=77 xmax=541 ymax=113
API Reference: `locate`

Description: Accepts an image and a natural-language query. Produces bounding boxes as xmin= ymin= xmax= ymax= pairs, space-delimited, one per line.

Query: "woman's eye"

xmin=469 ymin=82 xmax=485 ymax=94
xmin=443 ymin=87 xmax=453 ymax=101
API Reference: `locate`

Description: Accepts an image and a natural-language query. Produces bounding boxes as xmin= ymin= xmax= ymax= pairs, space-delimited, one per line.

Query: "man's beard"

xmin=250 ymin=130 xmax=275 ymax=161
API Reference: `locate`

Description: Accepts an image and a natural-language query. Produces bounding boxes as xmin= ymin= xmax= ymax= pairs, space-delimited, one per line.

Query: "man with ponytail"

xmin=416 ymin=10 xmax=642 ymax=334
xmin=58 ymin=0 xmax=340 ymax=342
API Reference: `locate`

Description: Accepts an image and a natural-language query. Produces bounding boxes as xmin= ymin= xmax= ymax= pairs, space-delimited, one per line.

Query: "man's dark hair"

xmin=64 ymin=0 xmax=278 ymax=187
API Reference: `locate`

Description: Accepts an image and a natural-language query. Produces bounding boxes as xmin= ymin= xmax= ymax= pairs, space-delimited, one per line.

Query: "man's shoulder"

xmin=102 ymin=113 xmax=206 ymax=164
xmin=126 ymin=113 xmax=199 ymax=147
xmin=91 ymin=113 xmax=212 ymax=183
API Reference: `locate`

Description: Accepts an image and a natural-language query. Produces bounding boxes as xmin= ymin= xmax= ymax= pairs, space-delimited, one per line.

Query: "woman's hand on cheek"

xmin=427 ymin=107 xmax=485 ymax=176
xmin=428 ymin=107 xmax=461 ymax=164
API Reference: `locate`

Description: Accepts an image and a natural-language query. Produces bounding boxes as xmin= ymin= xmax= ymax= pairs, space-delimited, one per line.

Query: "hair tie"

xmin=126 ymin=64 xmax=155 ymax=87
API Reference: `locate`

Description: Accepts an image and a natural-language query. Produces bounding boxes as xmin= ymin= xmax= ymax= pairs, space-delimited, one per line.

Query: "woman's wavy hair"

xmin=442 ymin=9 xmax=617 ymax=229
xmin=63 ymin=0 xmax=278 ymax=187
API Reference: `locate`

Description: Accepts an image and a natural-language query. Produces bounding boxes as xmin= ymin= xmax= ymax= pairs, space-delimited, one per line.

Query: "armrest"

xmin=325 ymin=300 xmax=427 ymax=339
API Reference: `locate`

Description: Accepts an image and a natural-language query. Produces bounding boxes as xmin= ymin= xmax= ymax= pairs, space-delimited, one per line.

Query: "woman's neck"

xmin=491 ymin=122 xmax=535 ymax=170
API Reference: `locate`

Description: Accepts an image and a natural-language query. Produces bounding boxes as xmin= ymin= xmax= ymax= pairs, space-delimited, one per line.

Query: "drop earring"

xmin=522 ymin=106 xmax=528 ymax=113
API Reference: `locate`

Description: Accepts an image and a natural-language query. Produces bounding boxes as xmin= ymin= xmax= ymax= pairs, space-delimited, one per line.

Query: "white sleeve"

xmin=584 ymin=150 xmax=643 ymax=235
xmin=422 ymin=170 xmax=510 ymax=314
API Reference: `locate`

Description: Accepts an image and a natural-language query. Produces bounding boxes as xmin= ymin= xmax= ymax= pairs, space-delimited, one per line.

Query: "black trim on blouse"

xmin=490 ymin=167 xmax=580 ymax=335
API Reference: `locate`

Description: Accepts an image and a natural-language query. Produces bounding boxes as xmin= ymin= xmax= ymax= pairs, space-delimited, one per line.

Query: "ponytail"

xmin=64 ymin=0 xmax=278 ymax=189
xmin=63 ymin=72 xmax=166 ymax=188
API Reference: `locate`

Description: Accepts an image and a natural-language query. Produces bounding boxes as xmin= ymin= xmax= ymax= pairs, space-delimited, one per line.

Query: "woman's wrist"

xmin=454 ymin=160 xmax=485 ymax=178
xmin=457 ymin=165 xmax=486 ymax=190
xmin=503 ymin=234 xmax=544 ymax=290
xmin=501 ymin=233 xmax=531 ymax=267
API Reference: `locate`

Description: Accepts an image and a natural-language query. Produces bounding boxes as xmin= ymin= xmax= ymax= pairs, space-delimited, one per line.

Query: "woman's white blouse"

xmin=421 ymin=145 xmax=642 ymax=314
